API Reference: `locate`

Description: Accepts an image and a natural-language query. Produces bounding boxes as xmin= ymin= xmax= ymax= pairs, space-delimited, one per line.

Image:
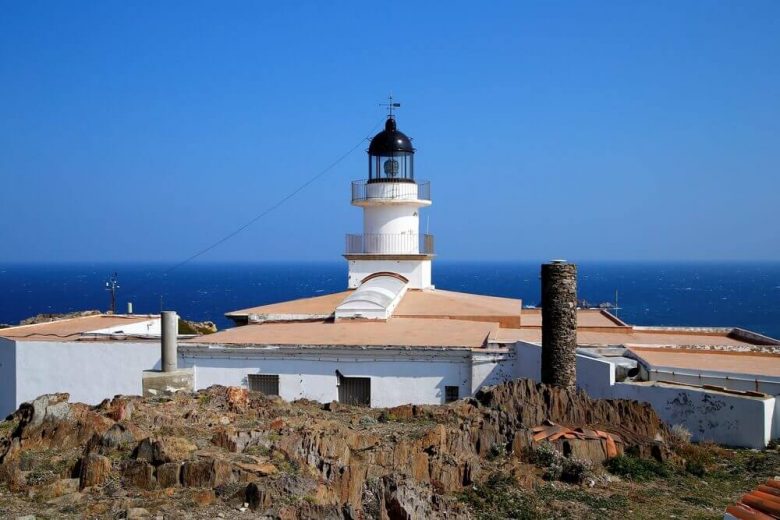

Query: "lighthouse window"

xmin=248 ymin=374 xmax=280 ymax=396
xmin=444 ymin=386 xmax=459 ymax=403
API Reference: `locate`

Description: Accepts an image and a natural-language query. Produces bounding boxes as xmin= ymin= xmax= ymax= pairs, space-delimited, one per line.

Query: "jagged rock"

xmin=79 ymin=454 xmax=111 ymax=489
xmin=133 ymin=438 xmax=155 ymax=462
xmin=101 ymin=423 xmax=135 ymax=449
xmin=212 ymin=428 xmax=270 ymax=453
xmin=0 ymin=380 xmax=670 ymax=518
xmin=225 ymin=387 xmax=249 ymax=412
xmin=153 ymin=437 xmax=197 ymax=464
xmin=106 ymin=397 xmax=135 ymax=422
xmin=156 ymin=462 xmax=182 ymax=488
xmin=381 ymin=475 xmax=435 ymax=520
xmin=181 ymin=458 xmax=234 ymax=488
xmin=133 ymin=436 xmax=196 ymax=465
xmin=246 ymin=482 xmax=271 ymax=511
xmin=25 ymin=394 xmax=71 ymax=428
xmin=121 ymin=460 xmax=156 ymax=490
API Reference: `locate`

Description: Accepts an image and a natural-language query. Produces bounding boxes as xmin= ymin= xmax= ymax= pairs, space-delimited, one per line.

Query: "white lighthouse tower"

xmin=345 ymin=109 xmax=434 ymax=289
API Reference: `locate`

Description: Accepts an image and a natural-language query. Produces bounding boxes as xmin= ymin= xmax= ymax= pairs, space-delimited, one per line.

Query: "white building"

xmin=0 ymin=314 xmax=163 ymax=416
xmin=1 ymin=113 xmax=779 ymax=448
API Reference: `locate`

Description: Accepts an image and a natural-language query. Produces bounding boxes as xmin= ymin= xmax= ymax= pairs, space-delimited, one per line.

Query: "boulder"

xmin=181 ymin=460 xmax=213 ymax=488
xmin=181 ymin=458 xmax=235 ymax=488
xmin=225 ymin=387 xmax=249 ymax=412
xmin=134 ymin=436 xmax=196 ymax=465
xmin=121 ymin=460 xmax=156 ymax=490
xmin=79 ymin=454 xmax=111 ymax=489
xmin=156 ymin=462 xmax=182 ymax=488
xmin=101 ymin=423 xmax=135 ymax=449
xmin=107 ymin=398 xmax=135 ymax=422
xmin=153 ymin=437 xmax=197 ymax=464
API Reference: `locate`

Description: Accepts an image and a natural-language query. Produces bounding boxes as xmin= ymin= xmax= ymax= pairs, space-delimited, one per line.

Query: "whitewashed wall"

xmin=0 ymin=339 xmax=16 ymax=417
xmin=14 ymin=340 xmax=161 ymax=411
xmin=471 ymin=350 xmax=516 ymax=394
xmin=514 ymin=342 xmax=541 ymax=380
xmin=513 ymin=342 xmax=775 ymax=448
xmin=182 ymin=347 xmax=471 ymax=408
xmin=347 ymin=259 xmax=432 ymax=289
xmin=643 ymin=369 xmax=780 ymax=396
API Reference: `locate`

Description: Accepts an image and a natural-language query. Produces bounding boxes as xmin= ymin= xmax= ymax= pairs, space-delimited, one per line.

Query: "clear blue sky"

xmin=1 ymin=1 xmax=778 ymax=262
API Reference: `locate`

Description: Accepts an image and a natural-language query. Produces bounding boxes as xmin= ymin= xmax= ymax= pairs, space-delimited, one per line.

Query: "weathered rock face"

xmin=541 ymin=261 xmax=578 ymax=388
xmin=79 ymin=453 xmax=111 ymax=489
xmin=0 ymin=381 xmax=668 ymax=519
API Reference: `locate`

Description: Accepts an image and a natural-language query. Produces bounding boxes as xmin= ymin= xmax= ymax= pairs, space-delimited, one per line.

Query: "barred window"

xmin=248 ymin=374 xmax=280 ymax=396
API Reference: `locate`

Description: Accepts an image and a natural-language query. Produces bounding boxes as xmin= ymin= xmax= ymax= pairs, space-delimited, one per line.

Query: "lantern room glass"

xmin=368 ymin=153 xmax=414 ymax=183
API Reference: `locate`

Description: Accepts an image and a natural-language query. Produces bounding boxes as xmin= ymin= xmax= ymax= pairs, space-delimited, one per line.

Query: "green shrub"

xmin=561 ymin=457 xmax=594 ymax=484
xmin=458 ymin=473 xmax=541 ymax=520
xmin=604 ymin=455 xmax=669 ymax=481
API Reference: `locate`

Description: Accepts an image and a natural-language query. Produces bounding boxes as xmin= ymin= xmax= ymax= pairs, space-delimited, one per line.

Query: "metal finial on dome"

xmin=380 ymin=93 xmax=401 ymax=118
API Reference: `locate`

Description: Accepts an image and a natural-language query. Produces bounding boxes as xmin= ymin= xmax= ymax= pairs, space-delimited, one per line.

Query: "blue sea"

xmin=0 ymin=262 xmax=778 ymax=339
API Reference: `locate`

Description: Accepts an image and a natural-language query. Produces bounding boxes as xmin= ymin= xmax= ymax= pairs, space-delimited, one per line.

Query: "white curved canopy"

xmin=335 ymin=274 xmax=409 ymax=320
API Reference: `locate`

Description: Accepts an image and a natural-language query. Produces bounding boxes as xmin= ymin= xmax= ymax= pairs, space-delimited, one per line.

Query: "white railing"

xmin=345 ymin=233 xmax=434 ymax=255
xmin=351 ymin=180 xmax=430 ymax=203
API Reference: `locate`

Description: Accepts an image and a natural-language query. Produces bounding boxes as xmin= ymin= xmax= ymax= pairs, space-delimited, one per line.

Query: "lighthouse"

xmin=345 ymin=111 xmax=434 ymax=289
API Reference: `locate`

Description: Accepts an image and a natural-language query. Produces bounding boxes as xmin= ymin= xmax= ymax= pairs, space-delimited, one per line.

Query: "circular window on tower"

xmin=383 ymin=159 xmax=399 ymax=178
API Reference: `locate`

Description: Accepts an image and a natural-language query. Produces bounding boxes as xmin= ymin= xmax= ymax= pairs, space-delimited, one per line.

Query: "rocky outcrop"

xmin=18 ymin=310 xmax=101 ymax=325
xmin=0 ymin=380 xmax=669 ymax=518
xmin=178 ymin=319 xmax=218 ymax=335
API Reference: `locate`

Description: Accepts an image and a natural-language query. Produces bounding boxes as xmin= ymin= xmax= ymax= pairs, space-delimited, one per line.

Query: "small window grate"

xmin=444 ymin=386 xmax=459 ymax=403
xmin=248 ymin=374 xmax=280 ymax=396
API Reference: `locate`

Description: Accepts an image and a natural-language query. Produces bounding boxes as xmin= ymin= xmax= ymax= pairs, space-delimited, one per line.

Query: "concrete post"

xmin=541 ymin=261 xmax=578 ymax=389
xmin=161 ymin=311 xmax=178 ymax=372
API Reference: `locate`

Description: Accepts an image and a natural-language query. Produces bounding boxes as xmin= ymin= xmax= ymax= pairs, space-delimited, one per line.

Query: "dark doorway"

xmin=338 ymin=376 xmax=371 ymax=406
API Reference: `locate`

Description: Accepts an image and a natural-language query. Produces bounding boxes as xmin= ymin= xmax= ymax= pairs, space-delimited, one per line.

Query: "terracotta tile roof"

xmin=184 ymin=317 xmax=497 ymax=349
xmin=225 ymin=291 xmax=352 ymax=319
xmin=726 ymin=478 xmax=780 ymax=519
xmin=489 ymin=327 xmax=764 ymax=348
xmin=226 ymin=289 xmax=524 ymax=326
xmin=0 ymin=315 xmax=159 ymax=342
xmin=519 ymin=308 xmax=624 ymax=328
xmin=628 ymin=347 xmax=780 ymax=379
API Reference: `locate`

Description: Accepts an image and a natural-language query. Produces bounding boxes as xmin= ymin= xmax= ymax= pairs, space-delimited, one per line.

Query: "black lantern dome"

xmin=367 ymin=117 xmax=415 ymax=183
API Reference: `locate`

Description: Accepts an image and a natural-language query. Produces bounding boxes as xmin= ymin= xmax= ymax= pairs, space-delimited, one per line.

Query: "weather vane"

xmin=380 ymin=93 xmax=401 ymax=117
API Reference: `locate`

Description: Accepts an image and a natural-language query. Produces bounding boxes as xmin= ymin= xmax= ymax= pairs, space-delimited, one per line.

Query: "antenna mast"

xmin=105 ymin=272 xmax=119 ymax=314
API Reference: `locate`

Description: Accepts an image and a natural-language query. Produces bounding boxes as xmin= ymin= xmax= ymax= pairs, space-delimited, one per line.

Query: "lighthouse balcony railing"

xmin=345 ymin=233 xmax=434 ymax=255
xmin=351 ymin=180 xmax=430 ymax=203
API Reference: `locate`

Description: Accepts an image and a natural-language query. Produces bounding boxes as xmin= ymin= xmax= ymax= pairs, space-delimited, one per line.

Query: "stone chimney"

xmin=161 ymin=311 xmax=178 ymax=372
xmin=541 ymin=260 xmax=577 ymax=388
